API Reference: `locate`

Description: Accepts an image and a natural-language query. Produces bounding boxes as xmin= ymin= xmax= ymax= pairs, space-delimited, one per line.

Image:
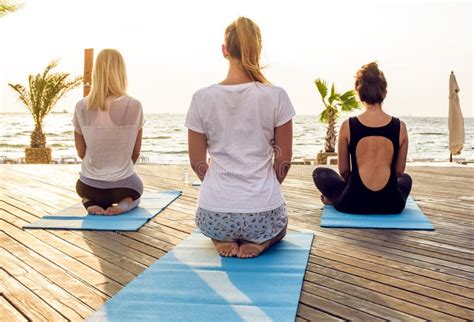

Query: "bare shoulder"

xmin=339 ymin=118 xmax=350 ymax=143
xmin=400 ymin=119 xmax=407 ymax=129
xmin=340 ymin=118 xmax=350 ymax=134
xmin=399 ymin=119 xmax=408 ymax=134
xmin=399 ymin=119 xmax=408 ymax=142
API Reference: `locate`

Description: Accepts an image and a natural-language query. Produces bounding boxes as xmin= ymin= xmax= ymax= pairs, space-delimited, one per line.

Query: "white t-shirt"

xmin=185 ymin=82 xmax=295 ymax=213
xmin=73 ymin=95 xmax=145 ymax=181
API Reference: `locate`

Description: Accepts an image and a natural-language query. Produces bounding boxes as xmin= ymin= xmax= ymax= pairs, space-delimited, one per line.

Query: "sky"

xmin=0 ymin=0 xmax=472 ymax=117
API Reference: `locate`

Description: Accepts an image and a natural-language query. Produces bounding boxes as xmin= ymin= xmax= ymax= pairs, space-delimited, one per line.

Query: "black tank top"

xmin=334 ymin=117 xmax=405 ymax=214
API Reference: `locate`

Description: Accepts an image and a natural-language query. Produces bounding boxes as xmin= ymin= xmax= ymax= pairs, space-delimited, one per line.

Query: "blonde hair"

xmin=225 ymin=17 xmax=269 ymax=84
xmin=87 ymin=49 xmax=127 ymax=111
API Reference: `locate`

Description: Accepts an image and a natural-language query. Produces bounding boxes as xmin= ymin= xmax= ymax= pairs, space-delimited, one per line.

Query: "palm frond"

xmin=341 ymin=97 xmax=360 ymax=112
xmin=42 ymin=60 xmax=59 ymax=79
xmin=314 ymin=79 xmax=328 ymax=100
xmin=328 ymin=83 xmax=339 ymax=105
xmin=9 ymin=60 xmax=82 ymax=126
xmin=339 ymin=90 xmax=360 ymax=112
xmin=339 ymin=90 xmax=354 ymax=101
xmin=0 ymin=1 xmax=23 ymax=17
xmin=319 ymin=108 xmax=329 ymax=124
xmin=8 ymin=83 xmax=34 ymax=116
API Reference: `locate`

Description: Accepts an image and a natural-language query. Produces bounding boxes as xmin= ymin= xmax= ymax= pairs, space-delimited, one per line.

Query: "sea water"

xmin=1 ymin=113 xmax=472 ymax=163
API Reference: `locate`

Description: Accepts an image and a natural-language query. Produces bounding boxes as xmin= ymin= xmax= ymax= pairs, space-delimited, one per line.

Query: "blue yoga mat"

xmin=321 ymin=197 xmax=434 ymax=230
xmin=87 ymin=231 xmax=314 ymax=322
xmin=23 ymin=190 xmax=181 ymax=231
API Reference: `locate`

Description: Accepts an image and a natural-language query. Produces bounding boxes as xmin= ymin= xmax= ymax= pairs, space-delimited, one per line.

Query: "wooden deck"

xmin=1 ymin=164 xmax=473 ymax=321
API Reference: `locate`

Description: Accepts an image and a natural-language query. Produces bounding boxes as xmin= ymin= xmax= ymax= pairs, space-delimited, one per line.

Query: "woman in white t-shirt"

xmin=73 ymin=49 xmax=145 ymax=215
xmin=186 ymin=17 xmax=295 ymax=258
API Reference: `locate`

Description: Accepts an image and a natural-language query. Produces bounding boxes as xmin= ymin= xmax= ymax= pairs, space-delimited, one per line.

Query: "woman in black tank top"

xmin=313 ymin=62 xmax=412 ymax=214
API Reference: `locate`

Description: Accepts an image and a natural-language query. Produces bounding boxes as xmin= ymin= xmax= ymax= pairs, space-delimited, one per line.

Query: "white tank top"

xmin=73 ymin=95 xmax=145 ymax=181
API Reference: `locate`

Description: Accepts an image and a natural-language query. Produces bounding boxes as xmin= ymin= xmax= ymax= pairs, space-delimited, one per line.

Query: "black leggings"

xmin=313 ymin=167 xmax=412 ymax=204
xmin=76 ymin=180 xmax=141 ymax=209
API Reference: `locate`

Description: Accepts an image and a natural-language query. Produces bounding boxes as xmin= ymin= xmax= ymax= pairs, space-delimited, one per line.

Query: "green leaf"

xmin=339 ymin=90 xmax=354 ymax=101
xmin=319 ymin=108 xmax=329 ymax=124
xmin=314 ymin=79 xmax=328 ymax=100
xmin=339 ymin=90 xmax=360 ymax=112
xmin=0 ymin=1 xmax=23 ymax=17
xmin=9 ymin=60 xmax=82 ymax=131
xmin=328 ymin=83 xmax=339 ymax=105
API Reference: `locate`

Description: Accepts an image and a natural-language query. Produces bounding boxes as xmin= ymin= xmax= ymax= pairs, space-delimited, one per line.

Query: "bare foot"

xmin=237 ymin=241 xmax=270 ymax=258
xmin=105 ymin=206 xmax=125 ymax=216
xmin=87 ymin=205 xmax=106 ymax=215
xmin=321 ymin=195 xmax=333 ymax=205
xmin=212 ymin=239 xmax=239 ymax=257
xmin=237 ymin=225 xmax=287 ymax=259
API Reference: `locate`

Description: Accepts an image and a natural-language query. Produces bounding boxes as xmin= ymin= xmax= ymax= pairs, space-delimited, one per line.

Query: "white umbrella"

xmin=448 ymin=71 xmax=464 ymax=160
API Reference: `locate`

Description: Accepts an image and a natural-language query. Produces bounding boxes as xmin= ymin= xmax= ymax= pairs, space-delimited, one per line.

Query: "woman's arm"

xmin=188 ymin=129 xmax=208 ymax=181
xmin=338 ymin=120 xmax=350 ymax=181
xmin=395 ymin=121 xmax=409 ymax=177
xmin=74 ymin=131 xmax=86 ymax=159
xmin=132 ymin=129 xmax=143 ymax=164
xmin=274 ymin=120 xmax=293 ymax=184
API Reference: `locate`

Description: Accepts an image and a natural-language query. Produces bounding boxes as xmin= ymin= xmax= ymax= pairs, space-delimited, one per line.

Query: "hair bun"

xmin=361 ymin=63 xmax=382 ymax=84
xmin=355 ymin=62 xmax=387 ymax=104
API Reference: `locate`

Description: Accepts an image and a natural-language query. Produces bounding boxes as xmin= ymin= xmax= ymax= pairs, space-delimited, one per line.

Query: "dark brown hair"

xmin=355 ymin=62 xmax=387 ymax=104
xmin=225 ymin=17 xmax=269 ymax=84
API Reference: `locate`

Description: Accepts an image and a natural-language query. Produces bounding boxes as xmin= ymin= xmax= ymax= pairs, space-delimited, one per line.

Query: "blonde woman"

xmin=73 ymin=49 xmax=145 ymax=215
xmin=186 ymin=17 xmax=295 ymax=258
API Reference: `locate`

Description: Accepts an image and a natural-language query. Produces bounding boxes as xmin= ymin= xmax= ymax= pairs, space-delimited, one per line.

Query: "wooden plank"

xmin=302 ymin=280 xmax=423 ymax=321
xmin=299 ymin=291 xmax=384 ymax=321
xmin=0 ymin=232 xmax=108 ymax=309
xmin=296 ymin=303 xmax=344 ymax=322
xmin=1 ymin=164 xmax=474 ymax=321
xmin=1 ymin=209 xmax=138 ymax=286
xmin=0 ymin=219 xmax=122 ymax=297
xmin=306 ymin=262 xmax=469 ymax=320
xmin=1 ymin=201 xmax=149 ymax=276
xmin=314 ymin=248 xmax=474 ymax=299
xmin=309 ymin=254 xmax=474 ymax=314
xmin=0 ymin=248 xmax=93 ymax=320
xmin=313 ymin=236 xmax=474 ymax=282
xmin=304 ymin=270 xmax=441 ymax=320
xmin=0 ymin=295 xmax=28 ymax=322
xmin=0 ymin=268 xmax=66 ymax=321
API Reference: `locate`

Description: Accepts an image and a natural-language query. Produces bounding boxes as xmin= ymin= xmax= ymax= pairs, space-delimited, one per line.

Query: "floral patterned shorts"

xmin=195 ymin=204 xmax=288 ymax=244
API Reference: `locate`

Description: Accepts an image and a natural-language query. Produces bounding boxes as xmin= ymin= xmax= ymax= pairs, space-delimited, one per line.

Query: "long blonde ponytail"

xmin=87 ymin=49 xmax=127 ymax=111
xmin=225 ymin=17 xmax=269 ymax=84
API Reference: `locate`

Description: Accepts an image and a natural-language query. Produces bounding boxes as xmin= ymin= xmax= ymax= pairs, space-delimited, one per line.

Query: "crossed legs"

xmin=312 ymin=167 xmax=346 ymax=205
xmin=313 ymin=167 xmax=413 ymax=204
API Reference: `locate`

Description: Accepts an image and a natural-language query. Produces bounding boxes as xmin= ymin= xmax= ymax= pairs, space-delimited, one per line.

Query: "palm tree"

xmin=315 ymin=79 xmax=360 ymax=153
xmin=0 ymin=0 xmax=23 ymax=17
xmin=9 ymin=60 xmax=82 ymax=152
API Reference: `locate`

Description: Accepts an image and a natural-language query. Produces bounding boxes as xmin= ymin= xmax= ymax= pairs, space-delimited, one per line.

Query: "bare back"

xmin=355 ymin=113 xmax=394 ymax=191
xmin=332 ymin=113 xmax=408 ymax=214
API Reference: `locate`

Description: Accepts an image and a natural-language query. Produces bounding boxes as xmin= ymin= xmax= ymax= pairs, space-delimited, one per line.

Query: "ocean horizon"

xmin=1 ymin=113 xmax=473 ymax=164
